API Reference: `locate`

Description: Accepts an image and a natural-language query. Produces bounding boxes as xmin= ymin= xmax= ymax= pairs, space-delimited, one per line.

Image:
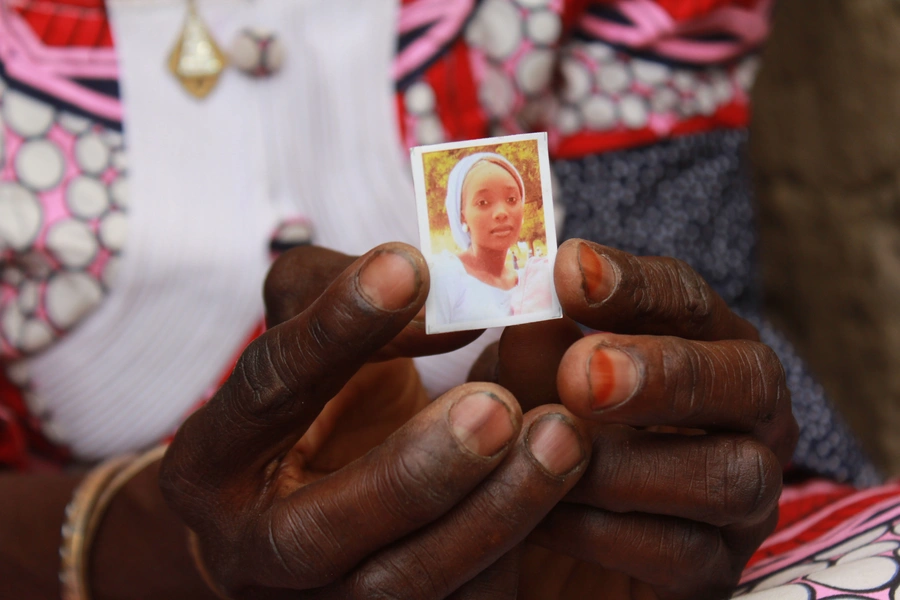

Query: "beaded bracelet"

xmin=59 ymin=445 xmax=168 ymax=600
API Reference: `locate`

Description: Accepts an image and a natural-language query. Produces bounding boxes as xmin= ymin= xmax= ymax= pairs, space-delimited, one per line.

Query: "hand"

xmin=491 ymin=240 xmax=798 ymax=600
xmin=159 ymin=243 xmax=593 ymax=599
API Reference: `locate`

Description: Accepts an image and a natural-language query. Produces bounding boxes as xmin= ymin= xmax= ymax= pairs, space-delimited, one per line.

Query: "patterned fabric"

xmin=0 ymin=0 xmax=771 ymax=469
xmin=393 ymin=0 xmax=765 ymax=155
xmin=554 ymin=130 xmax=881 ymax=487
xmin=0 ymin=87 xmax=126 ymax=361
xmin=736 ymin=480 xmax=900 ymax=598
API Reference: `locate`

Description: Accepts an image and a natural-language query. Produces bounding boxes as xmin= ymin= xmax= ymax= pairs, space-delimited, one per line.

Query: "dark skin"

xmin=0 ymin=238 xmax=796 ymax=599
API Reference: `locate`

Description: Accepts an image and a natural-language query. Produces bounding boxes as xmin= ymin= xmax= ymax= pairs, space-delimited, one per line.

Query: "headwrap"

xmin=445 ymin=152 xmax=525 ymax=251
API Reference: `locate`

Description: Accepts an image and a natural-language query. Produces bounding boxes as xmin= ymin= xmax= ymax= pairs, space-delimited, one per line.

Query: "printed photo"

xmin=411 ymin=132 xmax=563 ymax=334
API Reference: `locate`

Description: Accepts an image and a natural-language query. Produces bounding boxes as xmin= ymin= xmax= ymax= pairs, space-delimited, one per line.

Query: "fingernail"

xmin=578 ymin=243 xmax=617 ymax=303
xmin=589 ymin=347 xmax=639 ymax=410
xmin=358 ymin=251 xmax=419 ymax=310
xmin=449 ymin=393 xmax=515 ymax=457
xmin=527 ymin=415 xmax=584 ymax=476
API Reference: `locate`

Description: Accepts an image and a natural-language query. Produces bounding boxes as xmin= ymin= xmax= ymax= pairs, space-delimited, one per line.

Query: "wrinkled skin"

xmin=159 ymin=239 xmax=797 ymax=600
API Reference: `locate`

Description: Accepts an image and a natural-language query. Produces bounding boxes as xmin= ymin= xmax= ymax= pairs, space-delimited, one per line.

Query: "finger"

xmin=265 ymin=245 xmax=483 ymax=359
xmin=263 ymin=245 xmax=355 ymax=327
xmin=228 ymin=383 xmax=523 ymax=592
xmin=530 ymin=506 xmax=777 ymax=600
xmin=468 ymin=341 xmax=500 ymax=383
xmin=163 ymin=243 xmax=427 ymax=498
xmin=447 ymin=546 xmax=522 ymax=600
xmin=557 ymin=333 xmax=798 ymax=462
xmin=554 ymin=239 xmax=759 ymax=342
xmin=378 ymin=312 xmax=485 ymax=361
xmin=566 ymin=426 xmax=782 ymax=527
xmin=497 ymin=318 xmax=584 ymax=413
xmin=333 ymin=405 xmax=591 ymax=599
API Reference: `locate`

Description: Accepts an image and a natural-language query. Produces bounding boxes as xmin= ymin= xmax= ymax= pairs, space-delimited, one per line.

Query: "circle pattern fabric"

xmin=0 ymin=81 xmax=128 ymax=360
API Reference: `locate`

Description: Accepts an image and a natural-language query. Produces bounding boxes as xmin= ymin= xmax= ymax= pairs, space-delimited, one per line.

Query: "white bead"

xmin=560 ymin=57 xmax=592 ymax=103
xmin=110 ymin=177 xmax=129 ymax=209
xmin=46 ymin=219 xmax=99 ymax=269
xmin=66 ymin=176 xmax=109 ymax=219
xmin=471 ymin=0 xmax=522 ymax=60
xmin=20 ymin=319 xmax=54 ymax=354
xmin=0 ymin=183 xmax=42 ymax=251
xmin=229 ymin=28 xmax=285 ymax=77
xmin=479 ymin=67 xmax=515 ymax=118
xmin=45 ymin=272 xmax=103 ymax=329
xmin=404 ymin=82 xmax=436 ymax=115
xmin=631 ymin=59 xmax=670 ymax=86
xmin=735 ymin=56 xmax=761 ymax=92
xmin=582 ymin=95 xmax=617 ymax=130
xmin=3 ymin=90 xmax=55 ymax=138
xmin=556 ymin=106 xmax=582 ymax=135
xmin=57 ymin=112 xmax=91 ymax=135
xmin=74 ymin=133 xmax=110 ymax=175
xmin=525 ymin=11 xmax=561 ymax=46
xmin=99 ymin=211 xmax=128 ymax=251
xmin=415 ymin=116 xmax=445 ymax=145
xmin=18 ymin=279 xmax=39 ymax=314
xmin=619 ymin=95 xmax=648 ymax=129
xmin=597 ymin=63 xmax=632 ymax=95
xmin=102 ymin=256 xmax=121 ymax=289
xmin=695 ymin=83 xmax=717 ymax=116
xmin=651 ymin=87 xmax=679 ymax=114
xmin=16 ymin=139 xmax=64 ymax=191
xmin=516 ymin=49 xmax=555 ymax=96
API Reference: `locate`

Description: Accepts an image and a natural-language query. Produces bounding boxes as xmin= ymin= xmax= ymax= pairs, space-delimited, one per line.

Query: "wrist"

xmin=88 ymin=457 xmax=220 ymax=600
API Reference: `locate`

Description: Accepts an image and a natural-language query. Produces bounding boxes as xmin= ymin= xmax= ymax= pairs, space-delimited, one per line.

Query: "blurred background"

xmin=753 ymin=0 xmax=900 ymax=474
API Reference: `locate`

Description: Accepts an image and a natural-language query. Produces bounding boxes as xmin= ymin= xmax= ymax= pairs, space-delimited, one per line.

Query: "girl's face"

xmin=460 ymin=161 xmax=524 ymax=253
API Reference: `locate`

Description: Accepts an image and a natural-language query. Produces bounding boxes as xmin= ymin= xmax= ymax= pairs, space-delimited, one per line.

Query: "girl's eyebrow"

xmin=474 ymin=185 xmax=519 ymax=195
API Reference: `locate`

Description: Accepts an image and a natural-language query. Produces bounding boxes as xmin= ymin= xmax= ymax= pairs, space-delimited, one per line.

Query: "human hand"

xmin=489 ymin=239 xmax=798 ymax=600
xmin=159 ymin=243 xmax=593 ymax=599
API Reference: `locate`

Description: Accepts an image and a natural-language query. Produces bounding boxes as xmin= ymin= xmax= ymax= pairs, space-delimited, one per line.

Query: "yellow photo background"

xmin=422 ymin=139 xmax=547 ymax=262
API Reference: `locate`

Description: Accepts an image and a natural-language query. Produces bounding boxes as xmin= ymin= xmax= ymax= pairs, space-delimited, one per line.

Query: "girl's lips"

xmin=491 ymin=226 xmax=514 ymax=235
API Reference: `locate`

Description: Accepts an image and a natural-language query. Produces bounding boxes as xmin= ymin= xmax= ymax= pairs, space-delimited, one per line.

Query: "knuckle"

xmin=744 ymin=342 xmax=788 ymax=428
xmin=669 ymin=258 xmax=716 ymax=330
xmin=372 ymin=445 xmax=452 ymax=524
xmin=263 ymin=252 xmax=297 ymax=319
xmin=348 ymin=553 xmax=443 ymax=600
xmin=267 ymin=503 xmax=345 ymax=588
xmin=721 ymin=439 xmax=782 ymax=525
xmin=664 ymin=339 xmax=711 ymax=422
xmin=228 ymin=334 xmax=296 ymax=423
xmin=648 ymin=519 xmax=720 ymax=587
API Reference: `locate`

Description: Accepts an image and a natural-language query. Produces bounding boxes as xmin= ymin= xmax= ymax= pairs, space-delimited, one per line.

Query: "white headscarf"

xmin=445 ymin=152 xmax=525 ymax=251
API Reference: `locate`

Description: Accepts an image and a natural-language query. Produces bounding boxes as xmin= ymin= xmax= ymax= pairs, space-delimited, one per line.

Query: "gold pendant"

xmin=168 ymin=1 xmax=227 ymax=99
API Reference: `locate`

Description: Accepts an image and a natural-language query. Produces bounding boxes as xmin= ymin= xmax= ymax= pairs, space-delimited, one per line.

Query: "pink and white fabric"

xmin=0 ymin=1 xmax=121 ymax=121
xmin=735 ymin=481 xmax=900 ymax=598
xmin=580 ymin=0 xmax=771 ymax=64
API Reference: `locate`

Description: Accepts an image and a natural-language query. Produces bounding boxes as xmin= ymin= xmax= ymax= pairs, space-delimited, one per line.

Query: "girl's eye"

xmin=477 ymin=199 xmax=489 ymax=207
xmin=507 ymin=196 xmax=518 ymax=204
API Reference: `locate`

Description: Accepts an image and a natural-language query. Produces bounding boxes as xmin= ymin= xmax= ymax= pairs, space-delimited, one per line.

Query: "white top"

xmin=429 ymin=251 xmax=518 ymax=326
xmin=16 ymin=0 xmax=498 ymax=460
xmin=427 ymin=251 xmax=559 ymax=334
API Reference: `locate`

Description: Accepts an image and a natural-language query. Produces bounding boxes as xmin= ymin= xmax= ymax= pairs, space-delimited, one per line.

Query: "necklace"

xmin=168 ymin=0 xmax=285 ymax=99
xmin=168 ymin=0 xmax=227 ymax=99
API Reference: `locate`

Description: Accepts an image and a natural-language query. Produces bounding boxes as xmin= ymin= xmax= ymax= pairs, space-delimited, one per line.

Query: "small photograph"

xmin=411 ymin=132 xmax=563 ymax=334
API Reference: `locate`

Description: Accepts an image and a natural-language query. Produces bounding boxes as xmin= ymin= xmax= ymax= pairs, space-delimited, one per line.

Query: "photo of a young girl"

xmin=411 ymin=133 xmax=562 ymax=334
